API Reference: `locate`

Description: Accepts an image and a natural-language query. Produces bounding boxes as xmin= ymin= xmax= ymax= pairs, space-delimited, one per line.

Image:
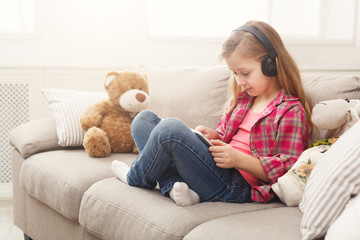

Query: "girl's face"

xmin=225 ymin=48 xmax=278 ymax=98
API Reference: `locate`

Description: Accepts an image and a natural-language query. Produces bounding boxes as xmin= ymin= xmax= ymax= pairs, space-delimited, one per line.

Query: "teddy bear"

xmin=272 ymin=98 xmax=360 ymax=206
xmin=80 ymin=70 xmax=150 ymax=157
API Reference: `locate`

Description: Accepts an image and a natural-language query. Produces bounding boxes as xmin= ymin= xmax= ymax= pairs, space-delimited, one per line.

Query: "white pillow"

xmin=299 ymin=120 xmax=360 ymax=240
xmin=326 ymin=193 xmax=360 ymax=240
xmin=42 ymin=89 xmax=107 ymax=146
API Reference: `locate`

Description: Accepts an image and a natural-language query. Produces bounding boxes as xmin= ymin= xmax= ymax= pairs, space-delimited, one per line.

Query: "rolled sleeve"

xmin=259 ymin=154 xmax=298 ymax=184
xmin=215 ymin=116 xmax=226 ymax=139
xmin=252 ymin=107 xmax=309 ymax=202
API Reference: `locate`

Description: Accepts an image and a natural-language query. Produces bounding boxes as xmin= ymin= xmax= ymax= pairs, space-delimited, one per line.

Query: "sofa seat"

xmin=79 ymin=178 xmax=285 ymax=240
xmin=20 ymin=149 xmax=136 ymax=220
xmin=184 ymin=207 xmax=302 ymax=240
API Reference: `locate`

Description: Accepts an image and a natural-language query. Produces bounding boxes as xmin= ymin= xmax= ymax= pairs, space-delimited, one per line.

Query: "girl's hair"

xmin=221 ymin=20 xmax=313 ymax=127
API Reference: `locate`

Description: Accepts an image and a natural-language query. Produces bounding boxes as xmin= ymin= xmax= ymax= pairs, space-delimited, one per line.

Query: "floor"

xmin=0 ymin=199 xmax=24 ymax=240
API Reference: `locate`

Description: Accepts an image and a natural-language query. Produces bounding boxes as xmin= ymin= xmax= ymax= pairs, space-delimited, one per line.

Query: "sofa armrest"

xmin=9 ymin=118 xmax=63 ymax=158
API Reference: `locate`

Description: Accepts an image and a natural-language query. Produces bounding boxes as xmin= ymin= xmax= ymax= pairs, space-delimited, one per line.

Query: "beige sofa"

xmin=9 ymin=65 xmax=360 ymax=240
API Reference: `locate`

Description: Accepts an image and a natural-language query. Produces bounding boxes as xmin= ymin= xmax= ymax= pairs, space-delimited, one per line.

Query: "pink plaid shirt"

xmin=216 ymin=89 xmax=310 ymax=203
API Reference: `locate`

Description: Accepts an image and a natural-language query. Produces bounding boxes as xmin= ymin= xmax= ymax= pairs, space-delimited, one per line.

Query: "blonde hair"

xmin=221 ymin=20 xmax=313 ymax=127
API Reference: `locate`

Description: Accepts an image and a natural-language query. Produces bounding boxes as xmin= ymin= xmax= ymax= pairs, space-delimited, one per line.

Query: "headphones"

xmin=233 ymin=25 xmax=278 ymax=77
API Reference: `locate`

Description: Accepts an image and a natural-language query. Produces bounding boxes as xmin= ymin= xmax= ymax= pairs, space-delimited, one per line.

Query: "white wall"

xmin=0 ymin=0 xmax=221 ymax=67
xmin=0 ymin=0 xmax=359 ymax=70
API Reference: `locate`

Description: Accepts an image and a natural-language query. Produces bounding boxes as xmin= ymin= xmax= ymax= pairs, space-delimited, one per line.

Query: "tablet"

xmin=192 ymin=129 xmax=213 ymax=147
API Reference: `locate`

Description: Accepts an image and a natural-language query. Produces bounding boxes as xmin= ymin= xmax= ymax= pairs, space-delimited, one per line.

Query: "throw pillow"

xmin=299 ymin=120 xmax=360 ymax=240
xmin=42 ymin=88 xmax=107 ymax=146
xmin=271 ymin=145 xmax=329 ymax=207
xmin=272 ymin=138 xmax=338 ymax=207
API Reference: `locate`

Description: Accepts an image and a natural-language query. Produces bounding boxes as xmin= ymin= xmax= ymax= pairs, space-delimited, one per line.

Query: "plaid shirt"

xmin=216 ymin=89 xmax=310 ymax=203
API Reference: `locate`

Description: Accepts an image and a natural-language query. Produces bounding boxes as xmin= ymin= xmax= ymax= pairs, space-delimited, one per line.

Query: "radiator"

xmin=0 ymin=83 xmax=29 ymax=183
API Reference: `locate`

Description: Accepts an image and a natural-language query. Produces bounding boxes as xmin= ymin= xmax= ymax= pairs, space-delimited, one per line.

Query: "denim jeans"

xmin=127 ymin=110 xmax=252 ymax=203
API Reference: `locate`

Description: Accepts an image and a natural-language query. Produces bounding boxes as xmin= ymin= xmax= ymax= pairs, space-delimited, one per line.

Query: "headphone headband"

xmin=233 ymin=25 xmax=278 ymax=76
xmin=233 ymin=25 xmax=277 ymax=58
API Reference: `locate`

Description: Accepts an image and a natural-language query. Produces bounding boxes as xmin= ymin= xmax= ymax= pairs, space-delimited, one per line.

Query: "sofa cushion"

xmin=20 ymin=150 xmax=136 ymax=220
xmin=138 ymin=65 xmax=231 ymax=129
xmin=9 ymin=118 xmax=62 ymax=158
xmin=302 ymin=74 xmax=360 ymax=105
xmin=79 ymin=178 xmax=284 ymax=240
xmin=184 ymin=207 xmax=302 ymax=240
xmin=301 ymin=74 xmax=360 ymax=141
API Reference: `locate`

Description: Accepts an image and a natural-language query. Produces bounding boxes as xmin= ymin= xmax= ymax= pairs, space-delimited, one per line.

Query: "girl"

xmin=112 ymin=20 xmax=312 ymax=205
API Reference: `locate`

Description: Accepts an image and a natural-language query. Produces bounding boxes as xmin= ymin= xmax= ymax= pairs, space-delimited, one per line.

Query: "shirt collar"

xmin=273 ymin=89 xmax=299 ymax=106
xmin=237 ymin=88 xmax=299 ymax=106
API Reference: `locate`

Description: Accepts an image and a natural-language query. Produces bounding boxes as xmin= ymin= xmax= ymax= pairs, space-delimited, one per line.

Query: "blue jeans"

xmin=127 ymin=110 xmax=252 ymax=203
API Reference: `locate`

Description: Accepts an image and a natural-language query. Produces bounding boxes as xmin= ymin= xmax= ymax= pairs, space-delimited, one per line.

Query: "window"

xmin=0 ymin=0 xmax=34 ymax=35
xmin=148 ymin=0 xmax=358 ymax=44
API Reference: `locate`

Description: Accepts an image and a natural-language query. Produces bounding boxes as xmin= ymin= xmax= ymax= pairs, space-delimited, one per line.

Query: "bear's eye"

xmin=131 ymin=86 xmax=135 ymax=90
xmin=139 ymin=87 xmax=142 ymax=90
xmin=345 ymin=98 xmax=350 ymax=103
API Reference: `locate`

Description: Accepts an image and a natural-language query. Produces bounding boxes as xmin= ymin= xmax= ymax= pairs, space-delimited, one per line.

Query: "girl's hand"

xmin=209 ymin=140 xmax=240 ymax=169
xmin=194 ymin=125 xmax=221 ymax=140
xmin=210 ymin=140 xmax=270 ymax=182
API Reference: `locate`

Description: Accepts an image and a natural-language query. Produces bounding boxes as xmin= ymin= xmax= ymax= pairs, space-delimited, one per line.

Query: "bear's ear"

xmin=104 ymin=72 xmax=118 ymax=88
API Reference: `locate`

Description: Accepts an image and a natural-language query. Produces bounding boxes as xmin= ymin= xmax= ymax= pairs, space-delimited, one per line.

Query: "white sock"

xmin=169 ymin=182 xmax=200 ymax=206
xmin=111 ymin=160 xmax=130 ymax=184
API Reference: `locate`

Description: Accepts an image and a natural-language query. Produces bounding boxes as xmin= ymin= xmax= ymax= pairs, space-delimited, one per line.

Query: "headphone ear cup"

xmin=261 ymin=56 xmax=277 ymax=77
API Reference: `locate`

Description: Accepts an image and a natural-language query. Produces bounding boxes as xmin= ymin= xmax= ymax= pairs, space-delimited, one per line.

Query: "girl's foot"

xmin=169 ymin=182 xmax=200 ymax=206
xmin=111 ymin=160 xmax=130 ymax=184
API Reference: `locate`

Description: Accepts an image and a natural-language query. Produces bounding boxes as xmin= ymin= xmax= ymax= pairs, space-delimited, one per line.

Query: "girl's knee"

xmin=157 ymin=117 xmax=188 ymax=134
xmin=132 ymin=110 xmax=158 ymax=129
xmin=133 ymin=110 xmax=156 ymax=122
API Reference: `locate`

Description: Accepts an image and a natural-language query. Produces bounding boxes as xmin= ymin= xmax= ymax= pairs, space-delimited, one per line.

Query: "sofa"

xmin=9 ymin=65 xmax=360 ymax=240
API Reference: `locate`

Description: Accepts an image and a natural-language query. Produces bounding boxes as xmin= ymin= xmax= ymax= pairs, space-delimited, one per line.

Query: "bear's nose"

xmin=136 ymin=93 xmax=146 ymax=103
